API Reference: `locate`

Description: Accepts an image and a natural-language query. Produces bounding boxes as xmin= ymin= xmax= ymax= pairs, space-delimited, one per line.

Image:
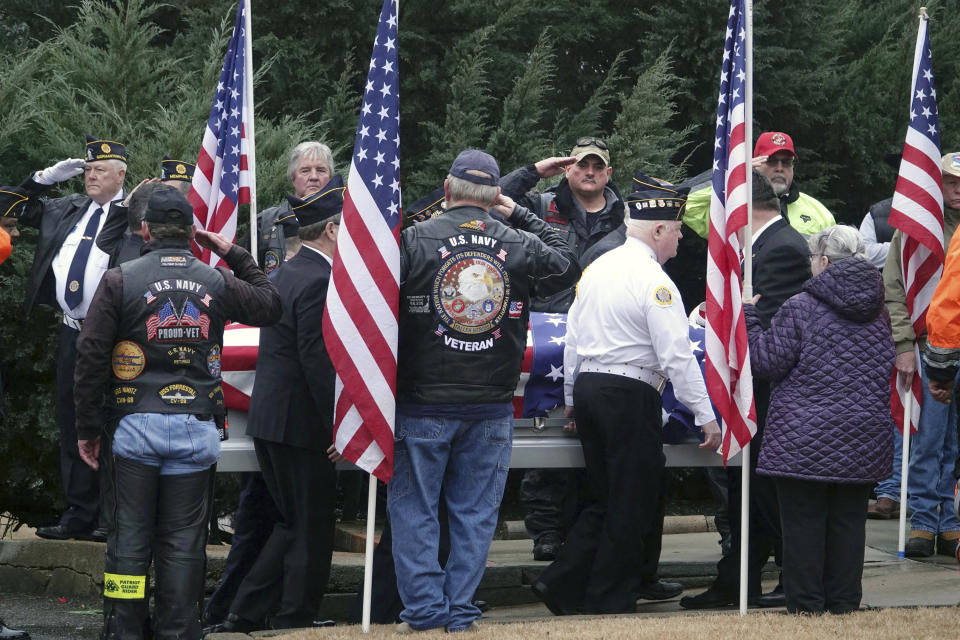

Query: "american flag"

xmin=514 ymin=313 xmax=567 ymax=418
xmin=704 ymin=0 xmax=757 ymax=464
xmin=889 ymin=12 xmax=943 ymax=435
xmin=322 ymin=0 xmax=401 ymax=483
xmin=188 ymin=0 xmax=251 ymax=267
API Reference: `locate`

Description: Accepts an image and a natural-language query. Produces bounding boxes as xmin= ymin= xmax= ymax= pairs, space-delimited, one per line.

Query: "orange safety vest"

xmin=0 ymin=226 xmax=10 ymax=265
xmin=927 ymin=229 xmax=960 ymax=350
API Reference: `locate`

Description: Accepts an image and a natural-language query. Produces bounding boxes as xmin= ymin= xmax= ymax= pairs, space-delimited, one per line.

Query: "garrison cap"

xmin=626 ymin=170 xmax=689 ymax=221
xmin=161 ymin=156 xmax=196 ymax=183
xmin=287 ymin=174 xmax=345 ymax=227
xmin=0 ymin=185 xmax=29 ymax=219
xmin=406 ymin=187 xmax=446 ymax=223
xmin=85 ymin=135 xmax=127 ymax=162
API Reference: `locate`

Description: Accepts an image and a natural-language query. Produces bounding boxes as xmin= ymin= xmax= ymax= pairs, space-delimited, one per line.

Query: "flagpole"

xmin=898 ymin=391 xmax=912 ymax=557
xmin=243 ymin=0 xmax=259 ymax=264
xmin=738 ymin=0 xmax=754 ymax=617
xmin=362 ymin=474 xmax=377 ymax=633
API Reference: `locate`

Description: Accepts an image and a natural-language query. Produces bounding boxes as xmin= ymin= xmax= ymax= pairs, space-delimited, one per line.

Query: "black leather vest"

xmin=111 ymin=245 xmax=227 ymax=415
xmin=869 ymin=197 xmax=895 ymax=244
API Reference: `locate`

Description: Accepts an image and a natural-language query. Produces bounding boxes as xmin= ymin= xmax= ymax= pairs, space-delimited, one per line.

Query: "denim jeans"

xmin=906 ymin=362 xmax=960 ymax=534
xmin=388 ymin=413 xmax=512 ymax=632
xmin=113 ymin=413 xmax=221 ymax=475
xmin=874 ymin=427 xmax=903 ymax=502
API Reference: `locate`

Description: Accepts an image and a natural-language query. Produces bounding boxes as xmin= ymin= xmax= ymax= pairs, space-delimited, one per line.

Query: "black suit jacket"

xmin=19 ymin=177 xmax=127 ymax=316
xmin=245 ymin=246 xmax=335 ymax=450
xmin=751 ymin=217 xmax=811 ymax=329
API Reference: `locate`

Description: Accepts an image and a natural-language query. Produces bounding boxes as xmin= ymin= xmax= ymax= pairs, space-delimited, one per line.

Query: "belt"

xmin=579 ymin=360 xmax=667 ymax=393
xmin=62 ymin=315 xmax=84 ymax=331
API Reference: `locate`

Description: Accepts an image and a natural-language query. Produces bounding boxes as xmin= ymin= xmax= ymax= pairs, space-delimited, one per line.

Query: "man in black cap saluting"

xmin=14 ymin=135 xmax=130 ymax=541
xmin=388 ymin=149 xmax=579 ymax=633
xmin=213 ymin=175 xmax=346 ymax=633
xmin=532 ymin=174 xmax=720 ymax=616
xmin=0 ymin=186 xmax=32 ymax=639
xmin=72 ymin=184 xmax=281 ymax=639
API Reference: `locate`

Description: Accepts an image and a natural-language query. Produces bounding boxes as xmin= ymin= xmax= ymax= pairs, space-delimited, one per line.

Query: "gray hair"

xmin=146 ymin=221 xmax=193 ymax=240
xmin=298 ymin=213 xmax=342 ymax=241
xmin=808 ymin=225 xmax=867 ymax=263
xmin=127 ymin=182 xmax=165 ymax=232
xmin=445 ymin=174 xmax=498 ymax=207
xmin=286 ymin=141 xmax=334 ymax=182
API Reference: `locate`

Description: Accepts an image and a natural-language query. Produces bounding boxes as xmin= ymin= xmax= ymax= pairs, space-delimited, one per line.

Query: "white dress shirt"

xmin=563 ymin=236 xmax=715 ymax=426
xmin=52 ymin=195 xmax=122 ymax=319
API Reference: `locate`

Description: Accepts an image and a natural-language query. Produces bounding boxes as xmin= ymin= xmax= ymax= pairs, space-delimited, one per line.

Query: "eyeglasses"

xmin=764 ymin=157 xmax=795 ymax=169
xmin=575 ymin=136 xmax=608 ymax=150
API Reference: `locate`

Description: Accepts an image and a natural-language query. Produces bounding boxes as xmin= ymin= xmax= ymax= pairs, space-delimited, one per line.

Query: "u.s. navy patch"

xmin=207 ymin=345 xmax=222 ymax=377
xmin=654 ymin=286 xmax=673 ymax=306
xmin=111 ymin=341 xmax=145 ymax=381
xmin=158 ymin=383 xmax=197 ymax=405
xmin=432 ymin=250 xmax=509 ymax=335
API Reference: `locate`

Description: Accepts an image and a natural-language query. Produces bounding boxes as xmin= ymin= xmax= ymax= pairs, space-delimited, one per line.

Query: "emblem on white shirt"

xmin=654 ymin=286 xmax=673 ymax=306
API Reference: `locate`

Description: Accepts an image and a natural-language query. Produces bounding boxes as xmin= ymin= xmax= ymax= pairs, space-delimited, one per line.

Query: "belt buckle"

xmin=654 ymin=376 xmax=667 ymax=394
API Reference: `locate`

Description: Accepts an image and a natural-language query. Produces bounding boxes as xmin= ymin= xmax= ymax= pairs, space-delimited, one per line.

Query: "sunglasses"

xmin=575 ymin=136 xmax=608 ymax=150
xmin=764 ymin=157 xmax=795 ymax=168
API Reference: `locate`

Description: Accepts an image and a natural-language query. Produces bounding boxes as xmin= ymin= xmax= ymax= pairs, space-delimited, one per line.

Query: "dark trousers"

xmin=57 ymin=324 xmax=99 ymax=529
xmin=520 ymin=469 xmax=583 ymax=544
xmin=229 ymin=438 xmax=337 ymax=629
xmin=775 ymin=478 xmax=871 ymax=614
xmin=538 ymin=373 xmax=664 ymax=614
xmin=203 ymin=472 xmax=280 ymax=623
xmin=103 ymin=458 xmax=211 ymax=640
xmin=712 ymin=380 xmax=780 ymax=597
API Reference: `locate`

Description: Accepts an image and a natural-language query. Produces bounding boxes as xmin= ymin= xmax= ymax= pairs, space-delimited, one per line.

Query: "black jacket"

xmin=245 ymin=246 xmax=336 ymax=450
xmin=499 ymin=164 xmax=625 ymax=311
xmin=397 ymin=203 xmax=579 ymax=405
xmin=19 ymin=177 xmax=128 ymax=316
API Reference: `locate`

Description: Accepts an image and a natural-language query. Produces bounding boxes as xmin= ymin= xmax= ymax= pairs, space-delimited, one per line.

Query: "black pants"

xmin=103 ymin=457 xmax=211 ymax=640
xmin=538 ymin=373 xmax=664 ymax=614
xmin=520 ymin=469 xmax=583 ymax=544
xmin=202 ymin=472 xmax=280 ymax=623
xmin=57 ymin=324 xmax=99 ymax=529
xmin=229 ymin=438 xmax=337 ymax=629
xmin=712 ymin=380 xmax=780 ymax=597
xmin=775 ymin=478 xmax=871 ymax=614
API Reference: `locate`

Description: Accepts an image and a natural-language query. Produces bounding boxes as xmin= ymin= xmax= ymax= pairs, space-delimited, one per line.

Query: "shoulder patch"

xmin=458 ymin=219 xmax=487 ymax=232
xmin=653 ymin=286 xmax=673 ymax=306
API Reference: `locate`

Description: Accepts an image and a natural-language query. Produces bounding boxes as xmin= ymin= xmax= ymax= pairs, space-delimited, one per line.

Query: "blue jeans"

xmin=113 ymin=413 xmax=221 ymax=475
xmin=875 ymin=427 xmax=903 ymax=501
xmin=906 ymin=361 xmax=960 ymax=534
xmin=388 ymin=414 xmax=512 ymax=632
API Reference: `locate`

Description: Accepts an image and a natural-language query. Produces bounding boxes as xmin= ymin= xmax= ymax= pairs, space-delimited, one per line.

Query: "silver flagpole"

xmin=243 ymin=0 xmax=259 ymax=263
xmin=362 ymin=474 xmax=377 ymax=633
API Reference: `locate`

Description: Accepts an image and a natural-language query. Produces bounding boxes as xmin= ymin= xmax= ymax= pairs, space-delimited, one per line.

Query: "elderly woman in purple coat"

xmin=744 ymin=225 xmax=895 ymax=615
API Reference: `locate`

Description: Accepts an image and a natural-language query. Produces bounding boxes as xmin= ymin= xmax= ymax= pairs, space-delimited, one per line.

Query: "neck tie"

xmin=65 ymin=206 xmax=104 ymax=311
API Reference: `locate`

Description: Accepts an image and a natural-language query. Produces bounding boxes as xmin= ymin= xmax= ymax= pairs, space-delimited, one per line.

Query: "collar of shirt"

xmin=303 ymin=243 xmax=333 ymax=265
xmin=624 ymin=235 xmax=658 ymax=262
xmin=754 ymin=215 xmax=781 ymax=244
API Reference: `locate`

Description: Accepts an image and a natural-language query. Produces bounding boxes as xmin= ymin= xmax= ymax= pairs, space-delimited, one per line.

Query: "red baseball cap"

xmin=754 ymin=131 xmax=797 ymax=159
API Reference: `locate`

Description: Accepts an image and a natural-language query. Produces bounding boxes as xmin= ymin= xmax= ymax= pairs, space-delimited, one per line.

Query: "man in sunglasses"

xmin=682 ymin=131 xmax=835 ymax=239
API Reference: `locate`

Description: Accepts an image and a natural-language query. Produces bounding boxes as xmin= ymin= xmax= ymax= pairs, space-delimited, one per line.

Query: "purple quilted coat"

xmin=746 ymin=257 xmax=895 ymax=483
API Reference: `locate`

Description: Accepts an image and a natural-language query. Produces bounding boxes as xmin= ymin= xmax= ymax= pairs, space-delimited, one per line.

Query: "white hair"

xmin=446 ymin=174 xmax=498 ymax=207
xmin=286 ymin=141 xmax=334 ymax=182
xmin=808 ymin=225 xmax=867 ymax=262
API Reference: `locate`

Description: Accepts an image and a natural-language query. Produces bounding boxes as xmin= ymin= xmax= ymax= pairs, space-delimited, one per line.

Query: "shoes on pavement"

xmin=35 ymin=523 xmax=96 ymax=541
xmin=472 ymin=599 xmax=490 ymax=613
xmin=89 ymin=527 xmax=108 ymax=543
xmin=755 ymin=586 xmax=786 ymax=608
xmin=635 ymin=579 xmax=683 ymax=600
xmin=531 ymin=580 xmax=574 ymax=616
xmin=202 ymin=612 xmax=262 ymax=636
xmin=866 ymin=497 xmax=900 ymax=520
xmin=532 ymin=534 xmax=561 ymax=561
xmin=936 ymin=534 xmax=959 ymax=558
xmin=0 ymin=618 xmax=29 ymax=639
xmin=679 ymin=587 xmax=742 ymax=610
xmin=904 ymin=533 xmax=935 ymax=558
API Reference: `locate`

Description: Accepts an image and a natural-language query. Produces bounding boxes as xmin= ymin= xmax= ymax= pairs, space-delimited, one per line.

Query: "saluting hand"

xmin=492 ymin=193 xmax=517 ymax=219
xmin=40 ymin=158 xmax=86 ymax=184
xmin=535 ymin=156 xmax=577 ymax=178
xmin=194 ymin=229 xmax=233 ymax=257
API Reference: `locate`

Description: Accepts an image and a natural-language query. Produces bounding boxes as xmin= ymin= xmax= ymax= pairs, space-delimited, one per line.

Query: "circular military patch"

xmin=654 ymin=286 xmax=673 ymax=306
xmin=100 ymin=143 xmax=111 ymax=154
xmin=176 ymin=163 xmax=186 ymax=175
xmin=432 ymin=250 xmax=509 ymax=335
xmin=771 ymin=133 xmax=787 ymax=146
xmin=69 ymin=280 xmax=80 ymax=292
xmin=264 ymin=251 xmax=280 ymax=274
xmin=207 ymin=345 xmax=222 ymax=377
xmin=112 ymin=341 xmax=146 ymax=380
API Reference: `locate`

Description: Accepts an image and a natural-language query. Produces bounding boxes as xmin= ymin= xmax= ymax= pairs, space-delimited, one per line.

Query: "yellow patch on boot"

xmin=103 ymin=573 xmax=146 ymax=599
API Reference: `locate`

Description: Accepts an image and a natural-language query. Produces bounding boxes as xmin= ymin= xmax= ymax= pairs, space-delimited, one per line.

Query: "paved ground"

xmin=0 ymin=516 xmax=957 ymax=638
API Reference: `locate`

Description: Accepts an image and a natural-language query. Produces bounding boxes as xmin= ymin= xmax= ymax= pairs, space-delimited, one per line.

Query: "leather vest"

xmin=257 ymin=203 xmax=290 ymax=274
xmin=111 ymin=245 xmax=227 ymax=415
xmin=869 ymin=197 xmax=895 ymax=244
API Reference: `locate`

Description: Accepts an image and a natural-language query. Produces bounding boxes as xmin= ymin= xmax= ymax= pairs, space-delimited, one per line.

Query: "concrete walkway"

xmin=0 ymin=516 xmax=957 ymax=639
